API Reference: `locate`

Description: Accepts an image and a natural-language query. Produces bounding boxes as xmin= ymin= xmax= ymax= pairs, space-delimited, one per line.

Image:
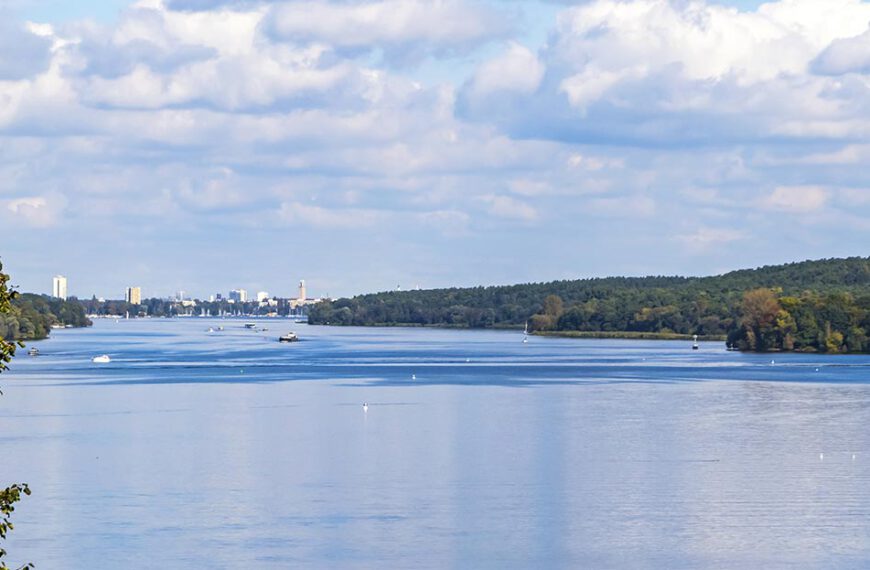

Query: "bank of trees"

xmin=309 ymin=257 xmax=870 ymax=352
xmin=728 ymin=289 xmax=870 ymax=353
xmin=0 ymin=293 xmax=91 ymax=341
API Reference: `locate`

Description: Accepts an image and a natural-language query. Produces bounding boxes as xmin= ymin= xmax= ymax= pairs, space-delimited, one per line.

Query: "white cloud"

xmin=468 ymin=42 xmax=544 ymax=97
xmin=4 ymin=194 xmax=67 ymax=227
xmin=264 ymin=0 xmax=509 ymax=63
xmin=677 ymin=227 xmax=745 ymax=253
xmin=587 ymin=193 xmax=656 ymax=218
xmin=481 ymin=194 xmax=538 ymax=221
xmin=760 ymin=186 xmax=829 ymax=213
xmin=277 ymin=201 xmax=388 ymax=228
xmin=417 ymin=209 xmax=470 ymax=235
xmin=813 ymin=27 xmax=870 ymax=75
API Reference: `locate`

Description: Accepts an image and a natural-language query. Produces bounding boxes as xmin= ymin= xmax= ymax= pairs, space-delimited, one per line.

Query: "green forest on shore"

xmin=0 ymin=294 xmax=91 ymax=341
xmin=309 ymin=257 xmax=870 ymax=353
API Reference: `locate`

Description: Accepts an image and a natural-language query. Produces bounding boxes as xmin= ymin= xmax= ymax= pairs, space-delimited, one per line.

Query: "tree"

xmin=0 ymin=261 xmax=32 ymax=570
xmin=739 ymin=288 xmax=783 ymax=351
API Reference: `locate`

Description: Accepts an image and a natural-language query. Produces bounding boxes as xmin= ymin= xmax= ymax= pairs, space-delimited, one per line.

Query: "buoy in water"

xmin=363 ymin=403 xmax=368 ymax=412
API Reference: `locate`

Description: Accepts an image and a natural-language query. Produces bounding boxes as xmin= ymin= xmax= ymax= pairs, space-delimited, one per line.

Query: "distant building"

xmin=125 ymin=286 xmax=142 ymax=305
xmin=257 ymin=291 xmax=270 ymax=303
xmin=229 ymin=289 xmax=247 ymax=302
xmin=208 ymin=295 xmax=215 ymax=303
xmin=289 ymin=279 xmax=324 ymax=310
xmin=52 ymin=275 xmax=68 ymax=300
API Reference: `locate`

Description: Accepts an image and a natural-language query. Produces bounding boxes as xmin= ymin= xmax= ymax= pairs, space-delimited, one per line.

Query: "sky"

xmin=1 ymin=0 xmax=869 ymax=300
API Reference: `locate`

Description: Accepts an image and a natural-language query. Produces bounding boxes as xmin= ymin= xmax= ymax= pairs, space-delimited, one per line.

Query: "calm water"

xmin=3 ymin=319 xmax=870 ymax=569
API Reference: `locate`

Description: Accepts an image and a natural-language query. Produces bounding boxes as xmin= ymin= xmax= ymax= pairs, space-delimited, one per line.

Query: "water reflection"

xmin=2 ymin=320 xmax=870 ymax=568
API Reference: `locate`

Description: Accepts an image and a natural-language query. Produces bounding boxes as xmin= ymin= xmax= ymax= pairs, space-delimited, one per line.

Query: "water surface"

xmin=3 ymin=319 xmax=870 ymax=568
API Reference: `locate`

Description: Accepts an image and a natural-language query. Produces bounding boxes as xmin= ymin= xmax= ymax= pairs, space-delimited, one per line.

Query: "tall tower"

xmin=125 ymin=287 xmax=141 ymax=304
xmin=52 ymin=275 xmax=68 ymax=300
xmin=298 ymin=280 xmax=306 ymax=301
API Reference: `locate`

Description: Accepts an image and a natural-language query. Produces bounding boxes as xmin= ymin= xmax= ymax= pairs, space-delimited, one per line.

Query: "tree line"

xmin=0 ymin=293 xmax=91 ymax=341
xmin=309 ymin=257 xmax=870 ymax=353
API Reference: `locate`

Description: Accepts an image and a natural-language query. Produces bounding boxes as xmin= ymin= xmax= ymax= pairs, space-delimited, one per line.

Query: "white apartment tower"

xmin=125 ymin=286 xmax=142 ymax=305
xmin=298 ymin=280 xmax=306 ymax=301
xmin=52 ymin=275 xmax=68 ymax=300
xmin=229 ymin=289 xmax=248 ymax=302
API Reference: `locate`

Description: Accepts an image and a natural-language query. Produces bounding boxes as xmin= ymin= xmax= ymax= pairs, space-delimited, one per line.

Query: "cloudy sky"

xmin=1 ymin=0 xmax=869 ymax=299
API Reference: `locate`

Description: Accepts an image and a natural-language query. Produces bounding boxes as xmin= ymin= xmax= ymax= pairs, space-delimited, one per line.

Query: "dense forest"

xmin=309 ymin=257 xmax=870 ymax=353
xmin=0 ymin=294 xmax=92 ymax=341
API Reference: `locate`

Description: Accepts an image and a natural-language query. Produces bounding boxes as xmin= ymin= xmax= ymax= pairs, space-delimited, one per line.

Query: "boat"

xmin=523 ymin=321 xmax=529 ymax=343
xmin=92 ymin=355 xmax=111 ymax=363
xmin=692 ymin=335 xmax=699 ymax=350
xmin=278 ymin=332 xmax=299 ymax=342
xmin=27 ymin=347 xmax=39 ymax=356
xmin=244 ymin=323 xmax=257 ymax=329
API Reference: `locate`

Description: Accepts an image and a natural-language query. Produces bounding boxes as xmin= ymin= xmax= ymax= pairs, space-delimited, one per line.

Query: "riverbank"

xmin=534 ymin=330 xmax=727 ymax=341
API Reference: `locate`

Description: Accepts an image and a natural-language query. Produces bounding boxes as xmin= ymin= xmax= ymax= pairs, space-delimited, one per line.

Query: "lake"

xmin=3 ymin=318 xmax=870 ymax=569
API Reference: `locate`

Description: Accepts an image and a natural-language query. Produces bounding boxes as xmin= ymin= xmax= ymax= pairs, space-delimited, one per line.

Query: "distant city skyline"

xmin=3 ymin=0 xmax=870 ymax=298
xmin=38 ymin=277 xmax=320 ymax=302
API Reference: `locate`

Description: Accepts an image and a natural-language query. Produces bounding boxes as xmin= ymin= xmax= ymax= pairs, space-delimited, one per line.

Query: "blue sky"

xmin=1 ymin=0 xmax=869 ymax=300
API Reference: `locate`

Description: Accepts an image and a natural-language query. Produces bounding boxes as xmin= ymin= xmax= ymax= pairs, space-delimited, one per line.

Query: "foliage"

xmin=0 ymin=292 xmax=91 ymax=342
xmin=0 ymin=263 xmax=21 ymax=373
xmin=0 ymin=261 xmax=32 ymax=570
xmin=727 ymin=289 xmax=870 ymax=353
xmin=309 ymin=257 xmax=870 ymax=353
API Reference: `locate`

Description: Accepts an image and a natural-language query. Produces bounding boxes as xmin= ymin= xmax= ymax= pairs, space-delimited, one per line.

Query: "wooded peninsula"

xmin=309 ymin=257 xmax=870 ymax=353
xmin=0 ymin=294 xmax=91 ymax=341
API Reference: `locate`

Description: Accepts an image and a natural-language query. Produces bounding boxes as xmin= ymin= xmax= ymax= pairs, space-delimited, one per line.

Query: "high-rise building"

xmin=52 ymin=275 xmax=68 ymax=300
xmin=298 ymin=280 xmax=306 ymax=301
xmin=125 ymin=286 xmax=142 ymax=305
xmin=229 ymin=289 xmax=247 ymax=302
xmin=257 ymin=291 xmax=270 ymax=303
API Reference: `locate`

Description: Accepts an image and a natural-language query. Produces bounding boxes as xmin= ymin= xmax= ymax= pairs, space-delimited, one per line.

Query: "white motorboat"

xmin=92 ymin=354 xmax=111 ymax=364
xmin=278 ymin=332 xmax=299 ymax=342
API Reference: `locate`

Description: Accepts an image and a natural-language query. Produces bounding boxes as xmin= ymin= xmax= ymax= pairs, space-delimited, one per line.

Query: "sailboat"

xmin=692 ymin=334 xmax=699 ymax=350
xmin=523 ymin=321 xmax=529 ymax=343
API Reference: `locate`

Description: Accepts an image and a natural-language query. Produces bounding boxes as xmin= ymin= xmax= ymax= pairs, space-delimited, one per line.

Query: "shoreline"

xmin=533 ymin=331 xmax=727 ymax=341
xmin=309 ymin=321 xmax=726 ymax=341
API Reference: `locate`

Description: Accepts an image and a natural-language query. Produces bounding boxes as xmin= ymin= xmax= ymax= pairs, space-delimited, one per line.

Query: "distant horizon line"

xmin=21 ymin=255 xmax=870 ymax=301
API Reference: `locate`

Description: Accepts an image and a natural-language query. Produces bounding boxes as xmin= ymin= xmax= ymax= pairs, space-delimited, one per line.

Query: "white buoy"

xmin=771 ymin=360 xmax=775 ymax=365
xmin=363 ymin=403 xmax=368 ymax=412
xmin=815 ymin=368 xmax=819 ymax=372
xmin=411 ymin=374 xmax=416 ymax=380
